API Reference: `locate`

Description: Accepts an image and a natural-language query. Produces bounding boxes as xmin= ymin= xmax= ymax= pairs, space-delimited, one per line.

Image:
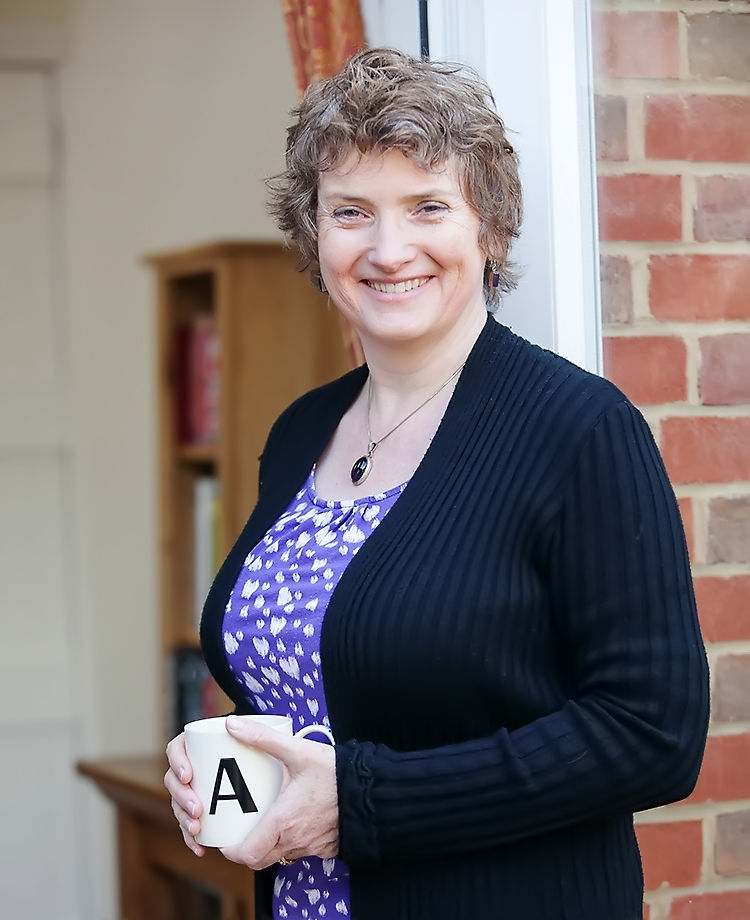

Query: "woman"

xmin=166 ymin=48 xmax=709 ymax=919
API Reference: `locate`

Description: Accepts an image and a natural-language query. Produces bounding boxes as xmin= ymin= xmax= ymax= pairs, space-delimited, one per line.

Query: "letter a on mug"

xmin=209 ymin=757 xmax=259 ymax=815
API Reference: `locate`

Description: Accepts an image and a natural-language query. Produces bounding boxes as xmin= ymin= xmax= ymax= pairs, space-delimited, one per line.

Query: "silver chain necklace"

xmin=350 ymin=362 xmax=466 ymax=486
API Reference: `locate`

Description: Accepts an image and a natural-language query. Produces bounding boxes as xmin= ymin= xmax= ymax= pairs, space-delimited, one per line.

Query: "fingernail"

xmin=226 ymin=715 xmax=243 ymax=731
xmin=187 ymin=801 xmax=197 ymax=817
xmin=179 ymin=767 xmax=185 ymax=782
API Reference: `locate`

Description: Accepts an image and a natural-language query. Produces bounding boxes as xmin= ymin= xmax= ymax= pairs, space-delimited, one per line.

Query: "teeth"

xmin=368 ymin=277 xmax=429 ymax=293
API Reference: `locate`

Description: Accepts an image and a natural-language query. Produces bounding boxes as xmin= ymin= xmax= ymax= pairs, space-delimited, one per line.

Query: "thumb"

xmin=225 ymin=715 xmax=301 ymax=768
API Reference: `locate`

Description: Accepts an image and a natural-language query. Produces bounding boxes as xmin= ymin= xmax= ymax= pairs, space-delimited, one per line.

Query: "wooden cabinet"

xmin=148 ymin=241 xmax=349 ymax=731
xmin=78 ymin=756 xmax=259 ymax=920
xmin=79 ymin=241 xmax=350 ymax=919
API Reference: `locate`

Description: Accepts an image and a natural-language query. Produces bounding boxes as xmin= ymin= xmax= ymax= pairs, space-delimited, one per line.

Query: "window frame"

xmin=360 ymin=0 xmax=602 ymax=373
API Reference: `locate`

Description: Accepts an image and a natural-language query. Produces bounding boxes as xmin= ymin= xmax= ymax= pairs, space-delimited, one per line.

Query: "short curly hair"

xmin=267 ymin=47 xmax=523 ymax=306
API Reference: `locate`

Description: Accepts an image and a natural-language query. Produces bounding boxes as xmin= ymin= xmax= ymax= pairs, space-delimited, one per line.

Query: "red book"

xmin=188 ymin=316 xmax=220 ymax=443
xmin=174 ymin=326 xmax=191 ymax=443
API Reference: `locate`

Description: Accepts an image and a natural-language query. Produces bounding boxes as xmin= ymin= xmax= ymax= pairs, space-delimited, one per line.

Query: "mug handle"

xmin=295 ymin=723 xmax=334 ymax=744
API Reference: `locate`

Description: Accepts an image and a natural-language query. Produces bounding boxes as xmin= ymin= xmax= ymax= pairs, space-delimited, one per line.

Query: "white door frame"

xmin=361 ymin=0 xmax=602 ymax=373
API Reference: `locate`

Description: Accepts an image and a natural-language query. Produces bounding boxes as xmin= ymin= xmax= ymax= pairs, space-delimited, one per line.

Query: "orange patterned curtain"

xmin=282 ymin=0 xmax=366 ymax=97
xmin=281 ymin=0 xmax=367 ymax=367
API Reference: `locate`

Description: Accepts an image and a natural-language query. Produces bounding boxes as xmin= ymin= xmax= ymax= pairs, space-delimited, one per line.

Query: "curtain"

xmin=281 ymin=0 xmax=367 ymax=368
xmin=282 ymin=0 xmax=366 ymax=95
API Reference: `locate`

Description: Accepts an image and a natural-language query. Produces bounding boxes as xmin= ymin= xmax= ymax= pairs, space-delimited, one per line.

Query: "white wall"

xmin=63 ymin=0 xmax=295 ymax=750
xmin=0 ymin=1 xmax=298 ymax=916
xmin=0 ymin=50 xmax=84 ymax=918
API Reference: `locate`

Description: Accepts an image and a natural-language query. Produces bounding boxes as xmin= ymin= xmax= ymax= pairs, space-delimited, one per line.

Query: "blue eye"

xmin=333 ymin=207 xmax=365 ymax=220
xmin=418 ymin=202 xmax=447 ymax=215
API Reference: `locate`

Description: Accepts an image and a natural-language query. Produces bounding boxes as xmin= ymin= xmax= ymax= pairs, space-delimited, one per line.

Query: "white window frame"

xmin=360 ymin=0 xmax=602 ymax=373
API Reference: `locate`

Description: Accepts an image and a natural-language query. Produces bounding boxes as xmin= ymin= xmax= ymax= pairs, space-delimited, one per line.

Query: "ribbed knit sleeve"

xmin=335 ymin=399 xmax=709 ymax=868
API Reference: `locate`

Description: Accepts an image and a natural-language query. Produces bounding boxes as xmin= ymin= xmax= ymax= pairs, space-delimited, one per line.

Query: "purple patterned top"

xmin=222 ymin=468 xmax=408 ymax=920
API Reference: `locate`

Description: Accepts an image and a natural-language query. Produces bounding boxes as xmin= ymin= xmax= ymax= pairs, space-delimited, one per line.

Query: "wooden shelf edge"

xmin=143 ymin=239 xmax=293 ymax=272
xmin=77 ymin=754 xmax=172 ymax=821
xmin=175 ymin=442 xmax=218 ymax=465
xmin=167 ymin=631 xmax=201 ymax=650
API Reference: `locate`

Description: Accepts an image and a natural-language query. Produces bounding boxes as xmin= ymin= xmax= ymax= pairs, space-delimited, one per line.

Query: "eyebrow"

xmin=320 ymin=189 xmax=456 ymax=204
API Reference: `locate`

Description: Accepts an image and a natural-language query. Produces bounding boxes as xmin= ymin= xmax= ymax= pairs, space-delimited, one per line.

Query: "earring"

xmin=485 ymin=259 xmax=501 ymax=289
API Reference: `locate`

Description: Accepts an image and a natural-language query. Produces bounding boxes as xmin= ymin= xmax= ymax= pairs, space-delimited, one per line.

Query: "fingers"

xmin=164 ymin=731 xmax=205 ymax=857
xmin=165 ymin=732 xmax=193 ymax=784
xmin=220 ymin=739 xmax=338 ymax=871
xmin=222 ymin=801 xmax=338 ymax=870
xmin=221 ymin=812 xmax=282 ymax=869
xmin=225 ymin=715 xmax=303 ymax=769
xmin=164 ymin=766 xmax=203 ymax=819
xmin=166 ymin=780 xmax=206 ymax=856
xmin=167 ymin=780 xmax=205 ymax=856
xmin=170 ymin=795 xmax=200 ymax=836
xmin=180 ymin=824 xmax=206 ymax=858
xmin=164 ymin=732 xmax=203 ymax=817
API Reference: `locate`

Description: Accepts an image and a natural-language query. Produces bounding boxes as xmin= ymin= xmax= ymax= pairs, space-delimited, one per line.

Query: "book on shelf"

xmin=172 ymin=646 xmax=222 ymax=735
xmin=175 ymin=314 xmax=219 ymax=445
xmin=193 ymin=474 xmax=221 ymax=633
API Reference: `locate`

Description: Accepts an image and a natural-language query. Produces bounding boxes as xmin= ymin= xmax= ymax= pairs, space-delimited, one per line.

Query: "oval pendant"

xmin=350 ymin=455 xmax=372 ymax=486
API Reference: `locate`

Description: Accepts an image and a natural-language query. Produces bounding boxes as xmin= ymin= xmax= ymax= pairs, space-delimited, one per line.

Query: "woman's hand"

xmin=164 ymin=732 xmax=206 ymax=857
xmin=220 ymin=715 xmax=339 ymax=871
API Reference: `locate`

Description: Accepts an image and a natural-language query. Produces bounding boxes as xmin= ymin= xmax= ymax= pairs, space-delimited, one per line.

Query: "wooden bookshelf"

xmin=147 ymin=240 xmax=350 ymax=728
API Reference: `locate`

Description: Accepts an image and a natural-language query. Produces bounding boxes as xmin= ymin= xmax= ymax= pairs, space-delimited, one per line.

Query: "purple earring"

xmin=485 ymin=260 xmax=501 ymax=289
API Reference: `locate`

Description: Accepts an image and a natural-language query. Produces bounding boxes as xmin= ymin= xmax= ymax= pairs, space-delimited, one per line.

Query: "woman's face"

xmin=316 ymin=149 xmax=488 ymax=351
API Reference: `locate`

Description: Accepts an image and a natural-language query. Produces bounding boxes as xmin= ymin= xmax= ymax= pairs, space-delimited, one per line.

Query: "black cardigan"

xmin=201 ymin=317 xmax=709 ymax=919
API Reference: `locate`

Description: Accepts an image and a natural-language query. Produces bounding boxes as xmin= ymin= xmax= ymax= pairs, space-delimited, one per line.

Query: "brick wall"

xmin=593 ymin=2 xmax=750 ymax=918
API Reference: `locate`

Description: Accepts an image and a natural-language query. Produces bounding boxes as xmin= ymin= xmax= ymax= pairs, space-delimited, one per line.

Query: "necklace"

xmin=350 ymin=361 xmax=466 ymax=486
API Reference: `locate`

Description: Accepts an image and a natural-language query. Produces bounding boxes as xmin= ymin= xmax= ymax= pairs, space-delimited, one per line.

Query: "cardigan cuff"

xmin=336 ymin=740 xmax=381 ymax=867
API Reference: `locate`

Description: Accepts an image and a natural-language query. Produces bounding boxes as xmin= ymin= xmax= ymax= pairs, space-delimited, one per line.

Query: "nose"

xmin=368 ymin=214 xmax=417 ymax=273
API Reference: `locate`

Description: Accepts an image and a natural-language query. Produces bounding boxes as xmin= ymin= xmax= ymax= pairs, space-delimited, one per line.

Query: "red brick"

xmin=670 ymin=890 xmax=750 ymax=920
xmin=600 ymin=255 xmax=632 ymax=325
xmin=650 ymin=255 xmax=750 ymax=322
xmin=695 ymin=176 xmax=750 ymax=242
xmin=599 ymin=175 xmax=682 ymax=242
xmin=713 ymin=656 xmax=750 ymax=722
xmin=677 ymin=497 xmax=694 ymax=563
xmin=688 ymin=13 xmax=750 ymax=82
xmin=700 ymin=335 xmax=750 ymax=406
xmin=592 ymin=12 xmax=679 ymax=79
xmin=661 ymin=417 xmax=750 ymax=484
xmin=635 ymin=821 xmax=703 ymax=890
xmin=685 ymin=734 xmax=750 ymax=804
xmin=695 ymin=576 xmax=750 ymax=643
xmin=603 ymin=336 xmax=686 ymax=405
xmin=595 ymin=95 xmax=628 ymax=161
xmin=708 ymin=496 xmax=750 ymax=565
xmin=646 ymin=95 xmax=750 ymax=162
xmin=715 ymin=810 xmax=750 ymax=877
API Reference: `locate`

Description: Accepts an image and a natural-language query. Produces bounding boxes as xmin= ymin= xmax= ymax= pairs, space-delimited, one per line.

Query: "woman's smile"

xmin=363 ymin=276 xmax=433 ymax=294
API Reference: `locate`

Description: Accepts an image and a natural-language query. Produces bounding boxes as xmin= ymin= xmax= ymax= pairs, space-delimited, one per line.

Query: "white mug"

xmin=184 ymin=714 xmax=334 ymax=848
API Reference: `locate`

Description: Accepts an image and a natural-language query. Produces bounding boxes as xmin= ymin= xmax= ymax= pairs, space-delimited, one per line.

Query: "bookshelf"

xmin=147 ymin=241 xmax=350 ymax=736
